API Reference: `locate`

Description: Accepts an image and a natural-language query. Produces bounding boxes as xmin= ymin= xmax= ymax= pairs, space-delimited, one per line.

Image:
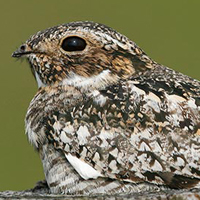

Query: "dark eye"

xmin=61 ymin=36 xmax=86 ymax=52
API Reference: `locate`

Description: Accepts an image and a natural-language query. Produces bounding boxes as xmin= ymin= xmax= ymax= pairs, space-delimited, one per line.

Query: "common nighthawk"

xmin=12 ymin=21 xmax=200 ymax=195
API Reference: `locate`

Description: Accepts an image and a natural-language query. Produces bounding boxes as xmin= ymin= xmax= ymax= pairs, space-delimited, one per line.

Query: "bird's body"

xmin=12 ymin=21 xmax=200 ymax=194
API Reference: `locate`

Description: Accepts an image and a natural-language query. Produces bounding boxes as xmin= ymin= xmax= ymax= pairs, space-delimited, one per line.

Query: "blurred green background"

xmin=1 ymin=0 xmax=200 ymax=191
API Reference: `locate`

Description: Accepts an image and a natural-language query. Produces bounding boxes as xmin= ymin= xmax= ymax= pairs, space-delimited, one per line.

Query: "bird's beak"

xmin=12 ymin=44 xmax=32 ymax=58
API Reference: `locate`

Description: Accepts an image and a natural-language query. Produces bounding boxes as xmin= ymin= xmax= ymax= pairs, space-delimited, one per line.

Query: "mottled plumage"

xmin=12 ymin=21 xmax=200 ymax=194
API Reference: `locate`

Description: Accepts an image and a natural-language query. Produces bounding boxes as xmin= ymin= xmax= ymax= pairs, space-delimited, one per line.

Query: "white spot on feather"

xmin=98 ymin=128 xmax=116 ymax=147
xmin=98 ymin=128 xmax=115 ymax=140
xmin=65 ymin=153 xmax=102 ymax=180
xmin=131 ymin=85 xmax=145 ymax=96
xmin=166 ymin=94 xmax=186 ymax=103
xmin=147 ymin=92 xmax=161 ymax=103
xmin=181 ymin=166 xmax=193 ymax=176
xmin=109 ymin=160 xmax=118 ymax=172
xmin=139 ymin=141 xmax=151 ymax=151
xmin=109 ymin=148 xmax=119 ymax=157
xmin=151 ymin=160 xmax=163 ymax=171
xmin=187 ymin=99 xmax=197 ymax=109
xmin=77 ymin=126 xmax=90 ymax=145
xmin=176 ymin=156 xmax=185 ymax=167
xmin=140 ymin=129 xmax=152 ymax=139
xmin=60 ymin=131 xmax=71 ymax=143
xmin=93 ymin=152 xmax=100 ymax=162
xmin=63 ymin=124 xmax=74 ymax=134
xmin=53 ymin=121 xmax=62 ymax=134
xmin=152 ymin=140 xmax=162 ymax=152
xmin=92 ymin=90 xmax=107 ymax=106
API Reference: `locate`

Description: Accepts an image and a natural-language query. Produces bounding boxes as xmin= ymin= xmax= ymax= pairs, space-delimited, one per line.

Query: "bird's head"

xmin=12 ymin=21 xmax=154 ymax=89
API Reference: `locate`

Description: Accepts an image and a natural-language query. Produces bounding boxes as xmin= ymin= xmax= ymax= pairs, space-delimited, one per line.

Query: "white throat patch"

xmin=62 ymin=69 xmax=118 ymax=90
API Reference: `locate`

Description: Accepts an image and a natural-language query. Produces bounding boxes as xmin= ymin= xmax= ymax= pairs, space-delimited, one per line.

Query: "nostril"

xmin=20 ymin=44 xmax=26 ymax=51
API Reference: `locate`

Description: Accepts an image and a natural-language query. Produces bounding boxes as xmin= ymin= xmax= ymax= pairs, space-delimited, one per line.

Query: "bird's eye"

xmin=61 ymin=36 xmax=86 ymax=52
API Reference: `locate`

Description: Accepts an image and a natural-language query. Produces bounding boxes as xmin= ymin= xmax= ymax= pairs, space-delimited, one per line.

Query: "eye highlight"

xmin=61 ymin=36 xmax=86 ymax=52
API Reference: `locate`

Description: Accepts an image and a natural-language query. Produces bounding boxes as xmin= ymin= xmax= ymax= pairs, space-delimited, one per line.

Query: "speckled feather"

xmin=13 ymin=21 xmax=200 ymax=194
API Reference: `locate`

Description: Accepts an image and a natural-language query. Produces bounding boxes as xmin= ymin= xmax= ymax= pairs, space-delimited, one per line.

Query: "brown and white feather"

xmin=12 ymin=21 xmax=200 ymax=194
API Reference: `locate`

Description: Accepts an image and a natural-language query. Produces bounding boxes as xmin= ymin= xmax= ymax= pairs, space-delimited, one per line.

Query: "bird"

xmin=12 ymin=21 xmax=200 ymax=195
